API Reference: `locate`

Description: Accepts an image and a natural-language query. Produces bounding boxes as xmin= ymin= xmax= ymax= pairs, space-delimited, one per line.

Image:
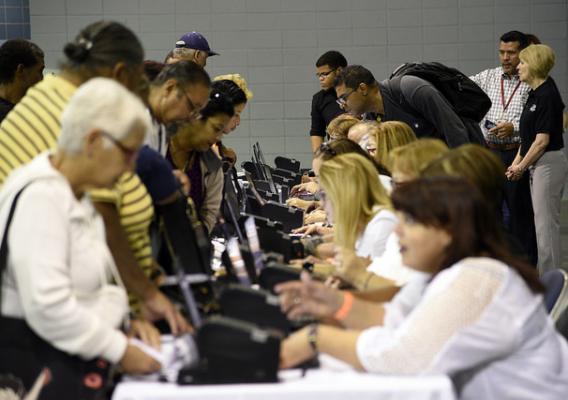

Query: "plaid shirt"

xmin=470 ymin=67 xmax=530 ymax=145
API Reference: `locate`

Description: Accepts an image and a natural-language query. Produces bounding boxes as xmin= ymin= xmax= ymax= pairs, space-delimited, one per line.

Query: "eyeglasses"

xmin=336 ymin=89 xmax=355 ymax=107
xmin=316 ymin=69 xmax=336 ymax=79
xmin=178 ymin=85 xmax=201 ymax=121
xmin=100 ymin=131 xmax=139 ymax=164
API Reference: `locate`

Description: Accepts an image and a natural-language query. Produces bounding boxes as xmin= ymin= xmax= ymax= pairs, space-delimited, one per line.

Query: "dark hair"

xmin=525 ymin=33 xmax=541 ymax=45
xmin=500 ymin=31 xmax=529 ymax=50
xmin=201 ymin=90 xmax=234 ymax=120
xmin=0 ymin=39 xmax=44 ymax=84
xmin=315 ymin=138 xmax=388 ymax=174
xmin=153 ymin=60 xmax=211 ymax=88
xmin=62 ymin=21 xmax=144 ymax=69
xmin=391 ymin=177 xmax=544 ymax=293
xmin=334 ymin=65 xmax=376 ymax=90
xmin=316 ymin=50 xmax=348 ymax=70
xmin=211 ymin=79 xmax=247 ymax=106
xmin=143 ymin=60 xmax=165 ymax=82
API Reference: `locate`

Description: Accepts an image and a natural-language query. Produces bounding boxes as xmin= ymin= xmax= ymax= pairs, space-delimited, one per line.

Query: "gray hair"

xmin=58 ymin=77 xmax=151 ymax=154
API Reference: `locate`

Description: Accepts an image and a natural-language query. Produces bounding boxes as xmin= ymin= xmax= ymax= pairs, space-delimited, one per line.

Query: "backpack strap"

xmin=0 ymin=183 xmax=33 ymax=312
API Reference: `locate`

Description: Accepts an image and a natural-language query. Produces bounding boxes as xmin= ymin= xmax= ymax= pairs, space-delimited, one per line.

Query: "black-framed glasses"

xmin=336 ymin=89 xmax=355 ymax=107
xmin=178 ymin=85 xmax=201 ymax=121
xmin=316 ymin=69 xmax=337 ymax=79
xmin=100 ymin=131 xmax=139 ymax=164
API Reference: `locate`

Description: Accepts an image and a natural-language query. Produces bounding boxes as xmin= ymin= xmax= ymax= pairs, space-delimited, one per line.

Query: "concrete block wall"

xmin=30 ymin=0 xmax=567 ymax=168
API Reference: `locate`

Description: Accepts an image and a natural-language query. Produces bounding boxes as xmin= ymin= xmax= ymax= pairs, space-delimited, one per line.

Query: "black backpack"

xmin=390 ymin=62 xmax=491 ymax=123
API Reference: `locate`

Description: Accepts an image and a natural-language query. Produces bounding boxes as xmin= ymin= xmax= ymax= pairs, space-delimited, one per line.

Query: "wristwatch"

xmin=307 ymin=323 xmax=319 ymax=353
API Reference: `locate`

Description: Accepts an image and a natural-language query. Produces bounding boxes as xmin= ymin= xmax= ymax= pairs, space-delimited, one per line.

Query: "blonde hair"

xmin=421 ymin=144 xmax=505 ymax=210
xmin=373 ymin=121 xmax=417 ymax=172
xmin=388 ymin=139 xmax=449 ymax=178
xmin=319 ymin=153 xmax=391 ymax=251
xmin=326 ymin=113 xmax=360 ymax=140
xmin=213 ymin=73 xmax=253 ymax=101
xmin=519 ymin=44 xmax=555 ymax=79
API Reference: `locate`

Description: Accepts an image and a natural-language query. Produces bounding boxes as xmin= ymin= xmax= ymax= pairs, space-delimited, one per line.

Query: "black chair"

xmin=541 ymin=269 xmax=568 ymax=322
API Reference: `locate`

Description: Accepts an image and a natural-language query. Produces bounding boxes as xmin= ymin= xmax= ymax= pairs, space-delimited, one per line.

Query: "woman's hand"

xmin=119 ymin=344 xmax=162 ymax=375
xmin=276 ymin=271 xmax=344 ymax=320
xmin=293 ymin=223 xmax=333 ymax=237
xmin=286 ymin=198 xmax=316 ymax=210
xmin=280 ymin=327 xmax=316 ymax=369
xmin=172 ymin=169 xmax=190 ymax=196
xmin=506 ymin=164 xmax=524 ymax=181
xmin=290 ymin=181 xmax=319 ymax=197
xmin=128 ymin=319 xmax=161 ymax=350
xmin=304 ymin=209 xmax=327 ymax=225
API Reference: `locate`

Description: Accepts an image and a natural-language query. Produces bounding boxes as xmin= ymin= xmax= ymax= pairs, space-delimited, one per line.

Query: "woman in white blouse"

xmin=320 ymin=153 xmax=396 ymax=261
xmin=278 ymin=177 xmax=568 ymax=400
xmin=0 ymin=78 xmax=161 ymax=397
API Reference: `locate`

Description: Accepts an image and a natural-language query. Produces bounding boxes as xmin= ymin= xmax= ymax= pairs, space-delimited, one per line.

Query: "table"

xmin=113 ymin=368 xmax=456 ymax=400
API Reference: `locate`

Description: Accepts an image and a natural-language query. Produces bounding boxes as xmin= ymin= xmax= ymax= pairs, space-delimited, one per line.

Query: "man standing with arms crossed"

xmin=470 ymin=31 xmax=537 ymax=266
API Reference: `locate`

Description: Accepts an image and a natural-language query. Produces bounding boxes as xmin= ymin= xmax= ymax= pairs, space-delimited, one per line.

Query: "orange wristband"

xmin=333 ymin=292 xmax=354 ymax=321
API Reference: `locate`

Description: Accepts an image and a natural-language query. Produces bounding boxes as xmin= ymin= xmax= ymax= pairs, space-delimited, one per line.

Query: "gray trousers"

xmin=529 ymin=150 xmax=568 ymax=274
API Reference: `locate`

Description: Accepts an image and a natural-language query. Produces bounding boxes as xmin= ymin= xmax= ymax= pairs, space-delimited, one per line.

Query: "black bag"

xmin=177 ymin=316 xmax=282 ymax=384
xmin=0 ymin=184 xmax=111 ymax=400
xmin=390 ymin=61 xmax=491 ymax=122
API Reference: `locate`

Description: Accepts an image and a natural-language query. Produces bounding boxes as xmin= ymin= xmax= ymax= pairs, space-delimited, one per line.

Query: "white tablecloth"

xmin=113 ymin=369 xmax=455 ymax=400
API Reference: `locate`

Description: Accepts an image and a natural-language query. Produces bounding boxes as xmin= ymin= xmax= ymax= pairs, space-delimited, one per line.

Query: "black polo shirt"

xmin=519 ymin=77 xmax=565 ymax=157
xmin=310 ymin=88 xmax=343 ymax=137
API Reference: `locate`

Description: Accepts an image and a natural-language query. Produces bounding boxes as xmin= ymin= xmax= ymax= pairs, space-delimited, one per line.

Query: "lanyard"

xmin=501 ymin=77 xmax=521 ymax=112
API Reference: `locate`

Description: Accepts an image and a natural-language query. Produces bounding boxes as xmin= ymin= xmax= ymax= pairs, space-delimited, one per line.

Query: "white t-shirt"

xmin=356 ymin=257 xmax=568 ymax=400
xmin=355 ymin=208 xmax=397 ymax=259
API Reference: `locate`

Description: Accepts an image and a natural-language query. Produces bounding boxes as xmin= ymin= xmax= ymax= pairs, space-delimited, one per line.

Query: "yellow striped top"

xmin=0 ymin=74 xmax=156 ymax=283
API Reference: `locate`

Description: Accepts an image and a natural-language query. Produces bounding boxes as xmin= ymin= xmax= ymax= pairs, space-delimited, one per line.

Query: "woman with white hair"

xmin=0 ymin=78 xmax=160 ymax=399
xmin=506 ymin=44 xmax=568 ymax=273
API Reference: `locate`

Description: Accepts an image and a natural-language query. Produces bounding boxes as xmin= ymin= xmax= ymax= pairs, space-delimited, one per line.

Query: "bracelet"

xmin=307 ymin=323 xmax=319 ymax=353
xmin=333 ymin=291 xmax=354 ymax=321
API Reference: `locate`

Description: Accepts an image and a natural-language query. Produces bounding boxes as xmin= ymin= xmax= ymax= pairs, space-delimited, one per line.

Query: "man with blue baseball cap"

xmin=168 ymin=31 xmax=218 ymax=68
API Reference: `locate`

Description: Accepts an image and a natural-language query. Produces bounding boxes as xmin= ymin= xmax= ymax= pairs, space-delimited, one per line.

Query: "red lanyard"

xmin=501 ymin=77 xmax=521 ymax=112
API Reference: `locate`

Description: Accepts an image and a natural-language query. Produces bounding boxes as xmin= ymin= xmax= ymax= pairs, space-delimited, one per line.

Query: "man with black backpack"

xmin=334 ymin=65 xmax=487 ymax=148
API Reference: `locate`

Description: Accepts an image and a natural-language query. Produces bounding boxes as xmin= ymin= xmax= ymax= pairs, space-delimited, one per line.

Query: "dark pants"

xmin=491 ymin=147 xmax=538 ymax=266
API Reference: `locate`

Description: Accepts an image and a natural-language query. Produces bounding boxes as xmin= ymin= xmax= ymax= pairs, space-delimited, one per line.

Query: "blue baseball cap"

xmin=175 ymin=31 xmax=219 ymax=56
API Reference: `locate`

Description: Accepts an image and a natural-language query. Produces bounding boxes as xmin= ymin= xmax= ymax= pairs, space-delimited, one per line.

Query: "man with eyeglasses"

xmin=334 ymin=65 xmax=480 ymax=148
xmin=309 ymin=51 xmax=348 ymax=154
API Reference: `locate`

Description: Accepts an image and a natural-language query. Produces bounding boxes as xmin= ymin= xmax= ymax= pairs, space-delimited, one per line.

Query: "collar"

xmin=500 ymin=67 xmax=520 ymax=81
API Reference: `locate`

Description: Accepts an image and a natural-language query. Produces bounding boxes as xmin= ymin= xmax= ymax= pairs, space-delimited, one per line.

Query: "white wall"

xmin=30 ymin=0 xmax=568 ymax=167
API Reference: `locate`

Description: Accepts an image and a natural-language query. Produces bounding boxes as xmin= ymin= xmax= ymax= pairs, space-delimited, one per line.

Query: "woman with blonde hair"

xmin=372 ymin=121 xmax=417 ymax=172
xmin=506 ymin=44 xmax=568 ymax=273
xmin=326 ymin=113 xmax=360 ymax=140
xmin=319 ymin=153 xmax=396 ymax=259
xmin=388 ymin=138 xmax=449 ymax=187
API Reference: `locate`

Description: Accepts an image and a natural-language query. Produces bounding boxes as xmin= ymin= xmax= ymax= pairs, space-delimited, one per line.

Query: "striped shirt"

xmin=0 ymin=74 xmax=156 ymax=288
xmin=470 ymin=67 xmax=530 ymax=145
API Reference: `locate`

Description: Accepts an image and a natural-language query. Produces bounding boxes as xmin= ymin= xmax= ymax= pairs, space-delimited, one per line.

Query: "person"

xmin=211 ymin=74 xmax=253 ymax=165
xmin=0 ymin=39 xmax=44 ymax=122
xmin=0 ymin=78 xmax=161 ymax=399
xmin=278 ymin=177 xmax=568 ymax=400
xmin=319 ymin=153 xmax=396 ymax=260
xmin=146 ymin=61 xmax=212 ymax=157
xmin=168 ymin=90 xmax=234 ymax=233
xmin=469 ymin=31 xmax=537 ymax=266
xmin=370 ymin=121 xmax=417 ymax=176
xmin=0 ymin=21 xmax=189 ymax=334
xmin=166 ymin=31 xmax=218 ymax=68
xmin=334 ymin=65 xmax=482 ymax=148
xmin=309 ymin=51 xmax=347 ymax=154
xmin=506 ymin=44 xmax=568 ymax=274
xmin=325 ymin=113 xmax=359 ymax=141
